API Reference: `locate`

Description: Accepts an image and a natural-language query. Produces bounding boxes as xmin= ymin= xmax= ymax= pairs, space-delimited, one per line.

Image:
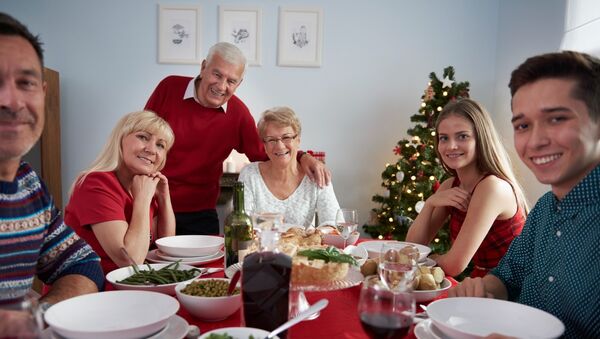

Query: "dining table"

xmin=178 ymin=238 xmax=458 ymax=339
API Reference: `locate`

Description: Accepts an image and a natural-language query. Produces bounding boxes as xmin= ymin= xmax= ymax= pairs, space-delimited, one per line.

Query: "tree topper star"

xmin=441 ymin=75 xmax=454 ymax=88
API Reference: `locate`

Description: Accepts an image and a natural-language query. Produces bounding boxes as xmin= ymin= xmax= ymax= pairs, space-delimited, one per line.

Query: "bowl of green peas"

xmin=106 ymin=262 xmax=202 ymax=295
xmin=175 ymin=278 xmax=242 ymax=321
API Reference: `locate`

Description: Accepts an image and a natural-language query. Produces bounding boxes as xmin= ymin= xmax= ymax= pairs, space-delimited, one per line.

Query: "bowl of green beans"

xmin=175 ymin=278 xmax=242 ymax=321
xmin=106 ymin=262 xmax=202 ymax=295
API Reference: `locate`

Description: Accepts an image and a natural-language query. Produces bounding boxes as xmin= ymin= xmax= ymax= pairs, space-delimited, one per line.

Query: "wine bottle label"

xmin=237 ymin=239 xmax=253 ymax=262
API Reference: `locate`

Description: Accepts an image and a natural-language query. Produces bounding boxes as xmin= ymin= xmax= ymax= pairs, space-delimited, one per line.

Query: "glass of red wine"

xmin=358 ymin=276 xmax=415 ymax=339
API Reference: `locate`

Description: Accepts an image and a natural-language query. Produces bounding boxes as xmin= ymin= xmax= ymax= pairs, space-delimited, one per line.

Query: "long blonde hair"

xmin=70 ymin=110 xmax=174 ymax=194
xmin=435 ymin=99 xmax=529 ymax=213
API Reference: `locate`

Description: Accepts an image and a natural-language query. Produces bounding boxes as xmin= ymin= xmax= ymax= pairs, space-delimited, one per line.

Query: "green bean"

xmin=116 ymin=263 xmax=201 ymax=286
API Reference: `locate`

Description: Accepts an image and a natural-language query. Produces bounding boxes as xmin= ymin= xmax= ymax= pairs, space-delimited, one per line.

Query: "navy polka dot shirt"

xmin=492 ymin=165 xmax=600 ymax=338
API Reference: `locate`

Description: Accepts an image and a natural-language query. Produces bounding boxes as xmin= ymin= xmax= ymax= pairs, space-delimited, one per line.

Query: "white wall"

xmin=492 ymin=0 xmax=566 ymax=207
xmin=561 ymin=0 xmax=600 ymax=55
xmin=1 ymin=0 xmax=565 ymax=231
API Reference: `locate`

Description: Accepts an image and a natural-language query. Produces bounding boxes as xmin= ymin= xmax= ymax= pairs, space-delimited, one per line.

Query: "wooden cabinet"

xmin=22 ymin=67 xmax=62 ymax=208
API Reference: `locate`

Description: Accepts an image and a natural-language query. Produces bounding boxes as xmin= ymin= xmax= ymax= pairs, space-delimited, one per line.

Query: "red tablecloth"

xmin=179 ymin=240 xmax=457 ymax=339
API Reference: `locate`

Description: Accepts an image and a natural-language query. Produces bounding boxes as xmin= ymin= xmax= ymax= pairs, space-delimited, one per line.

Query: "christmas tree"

xmin=363 ymin=66 xmax=470 ymax=254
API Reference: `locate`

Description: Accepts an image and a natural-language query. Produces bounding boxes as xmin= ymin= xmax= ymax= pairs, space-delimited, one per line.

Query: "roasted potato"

xmin=360 ymin=258 xmax=378 ymax=276
xmin=414 ymin=265 xmax=445 ymax=290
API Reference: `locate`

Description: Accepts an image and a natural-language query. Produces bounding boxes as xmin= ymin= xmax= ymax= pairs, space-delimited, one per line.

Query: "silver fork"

xmin=199 ymin=267 xmax=223 ymax=275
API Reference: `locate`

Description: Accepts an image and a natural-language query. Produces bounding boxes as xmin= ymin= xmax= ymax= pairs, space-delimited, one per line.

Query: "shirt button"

xmin=556 ymin=230 xmax=562 ymax=237
xmin=548 ymin=276 xmax=555 ymax=282
xmin=557 ymin=205 xmax=561 ymax=211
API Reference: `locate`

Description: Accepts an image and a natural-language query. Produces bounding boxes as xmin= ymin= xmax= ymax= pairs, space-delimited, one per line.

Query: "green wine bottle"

xmin=224 ymin=181 xmax=253 ymax=268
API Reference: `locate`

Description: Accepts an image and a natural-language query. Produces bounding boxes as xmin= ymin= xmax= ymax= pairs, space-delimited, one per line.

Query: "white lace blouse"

xmin=238 ymin=162 xmax=340 ymax=228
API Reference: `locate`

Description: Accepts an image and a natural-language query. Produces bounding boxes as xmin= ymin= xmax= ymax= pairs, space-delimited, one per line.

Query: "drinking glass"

xmin=251 ymin=212 xmax=284 ymax=251
xmin=335 ymin=208 xmax=358 ymax=248
xmin=358 ymin=276 xmax=415 ymax=339
xmin=0 ymin=294 xmax=43 ymax=338
xmin=378 ymin=243 xmax=419 ymax=293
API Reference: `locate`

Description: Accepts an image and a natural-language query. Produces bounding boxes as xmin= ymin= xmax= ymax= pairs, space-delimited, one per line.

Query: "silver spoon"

xmin=120 ymin=247 xmax=138 ymax=266
xmin=265 ymin=299 xmax=328 ymax=339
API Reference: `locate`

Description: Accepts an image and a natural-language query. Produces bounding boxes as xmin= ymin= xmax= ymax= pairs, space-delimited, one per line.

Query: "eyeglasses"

xmin=263 ymin=134 xmax=297 ymax=146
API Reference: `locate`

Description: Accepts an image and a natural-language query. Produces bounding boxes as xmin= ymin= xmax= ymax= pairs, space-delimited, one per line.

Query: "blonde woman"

xmin=65 ymin=111 xmax=175 ymax=274
xmin=239 ymin=106 xmax=340 ymax=228
xmin=406 ymin=99 xmax=528 ymax=278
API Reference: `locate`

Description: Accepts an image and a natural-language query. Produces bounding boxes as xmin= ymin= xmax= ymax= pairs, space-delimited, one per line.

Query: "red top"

xmin=65 ymin=171 xmax=158 ymax=274
xmin=449 ymin=175 xmax=525 ymax=277
xmin=145 ymin=75 xmax=267 ymax=213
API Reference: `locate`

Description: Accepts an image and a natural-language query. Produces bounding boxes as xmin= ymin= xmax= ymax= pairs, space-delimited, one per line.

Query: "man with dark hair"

xmin=449 ymin=51 xmax=600 ymax=337
xmin=0 ymin=12 xmax=103 ymax=336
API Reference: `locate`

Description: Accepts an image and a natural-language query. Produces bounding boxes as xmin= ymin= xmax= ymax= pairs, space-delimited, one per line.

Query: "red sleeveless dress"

xmin=448 ymin=175 xmax=525 ymax=278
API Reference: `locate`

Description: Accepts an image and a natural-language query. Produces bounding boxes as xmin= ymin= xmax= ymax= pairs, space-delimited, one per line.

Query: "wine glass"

xmin=335 ymin=208 xmax=358 ymax=248
xmin=358 ymin=275 xmax=415 ymax=339
xmin=378 ymin=243 xmax=419 ymax=293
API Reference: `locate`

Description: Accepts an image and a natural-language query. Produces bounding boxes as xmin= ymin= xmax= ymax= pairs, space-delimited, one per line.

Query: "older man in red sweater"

xmin=146 ymin=42 xmax=329 ymax=235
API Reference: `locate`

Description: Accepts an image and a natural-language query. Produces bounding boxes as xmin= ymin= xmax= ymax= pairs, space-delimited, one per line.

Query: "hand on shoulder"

xmin=426 ymin=178 xmax=470 ymax=211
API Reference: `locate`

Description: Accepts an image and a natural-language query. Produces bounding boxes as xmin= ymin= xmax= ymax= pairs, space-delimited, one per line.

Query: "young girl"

xmin=406 ymin=99 xmax=528 ymax=278
xmin=65 ymin=111 xmax=176 ymax=274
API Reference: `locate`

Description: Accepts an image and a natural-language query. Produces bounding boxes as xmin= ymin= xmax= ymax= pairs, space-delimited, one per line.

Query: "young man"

xmin=145 ymin=42 xmax=330 ymax=235
xmin=449 ymin=51 xmax=600 ymax=337
xmin=0 ymin=12 xmax=103 ymax=336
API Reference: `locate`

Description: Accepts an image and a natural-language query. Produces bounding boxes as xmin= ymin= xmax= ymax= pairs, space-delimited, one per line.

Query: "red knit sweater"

xmin=145 ymin=75 xmax=267 ymax=212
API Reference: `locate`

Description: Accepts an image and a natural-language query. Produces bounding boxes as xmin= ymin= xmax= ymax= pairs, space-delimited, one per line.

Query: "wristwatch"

xmin=38 ymin=301 xmax=53 ymax=317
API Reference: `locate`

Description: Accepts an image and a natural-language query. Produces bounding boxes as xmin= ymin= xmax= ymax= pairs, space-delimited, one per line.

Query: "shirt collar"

xmin=554 ymin=163 xmax=600 ymax=214
xmin=183 ymin=76 xmax=228 ymax=112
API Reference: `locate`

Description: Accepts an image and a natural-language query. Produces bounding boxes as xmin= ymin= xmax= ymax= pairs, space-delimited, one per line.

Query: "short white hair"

xmin=207 ymin=42 xmax=247 ymax=71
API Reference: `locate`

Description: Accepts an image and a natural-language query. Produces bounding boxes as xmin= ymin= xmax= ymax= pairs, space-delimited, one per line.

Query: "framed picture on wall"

xmin=158 ymin=5 xmax=202 ymax=64
xmin=219 ymin=6 xmax=262 ymax=66
xmin=277 ymin=6 xmax=323 ymax=67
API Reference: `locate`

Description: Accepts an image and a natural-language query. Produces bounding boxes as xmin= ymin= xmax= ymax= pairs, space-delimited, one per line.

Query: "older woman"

xmin=239 ymin=107 xmax=340 ymax=228
xmin=65 ymin=111 xmax=176 ymax=274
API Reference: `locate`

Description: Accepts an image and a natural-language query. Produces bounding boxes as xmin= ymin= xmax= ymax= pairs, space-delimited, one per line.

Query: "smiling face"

xmin=437 ymin=114 xmax=478 ymax=172
xmin=262 ymin=123 xmax=299 ymax=166
xmin=512 ymin=78 xmax=600 ymax=199
xmin=0 ymin=35 xmax=45 ymax=171
xmin=196 ymin=53 xmax=244 ymax=108
xmin=120 ymin=130 xmax=168 ymax=175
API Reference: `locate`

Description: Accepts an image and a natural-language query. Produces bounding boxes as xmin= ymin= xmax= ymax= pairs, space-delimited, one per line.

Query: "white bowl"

xmin=413 ymin=278 xmax=451 ymax=303
xmin=358 ymin=240 xmax=431 ymax=261
xmin=155 ymin=235 xmax=224 ymax=257
xmin=318 ymin=225 xmax=359 ymax=248
xmin=106 ymin=263 xmax=201 ymax=295
xmin=427 ymin=297 xmax=565 ymax=339
xmin=199 ymin=327 xmax=278 ymax=339
xmin=44 ymin=290 xmax=179 ymax=339
xmin=343 ymin=245 xmax=368 ymax=266
xmin=175 ymin=278 xmax=241 ymax=321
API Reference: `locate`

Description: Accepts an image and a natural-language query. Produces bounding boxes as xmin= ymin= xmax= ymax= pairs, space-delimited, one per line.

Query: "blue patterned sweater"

xmin=1 ymin=163 xmax=103 ymax=301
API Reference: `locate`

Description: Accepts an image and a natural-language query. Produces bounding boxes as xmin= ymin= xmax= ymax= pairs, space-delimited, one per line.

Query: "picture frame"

xmin=158 ymin=5 xmax=203 ymax=64
xmin=277 ymin=6 xmax=323 ymax=67
xmin=219 ymin=6 xmax=262 ymax=66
